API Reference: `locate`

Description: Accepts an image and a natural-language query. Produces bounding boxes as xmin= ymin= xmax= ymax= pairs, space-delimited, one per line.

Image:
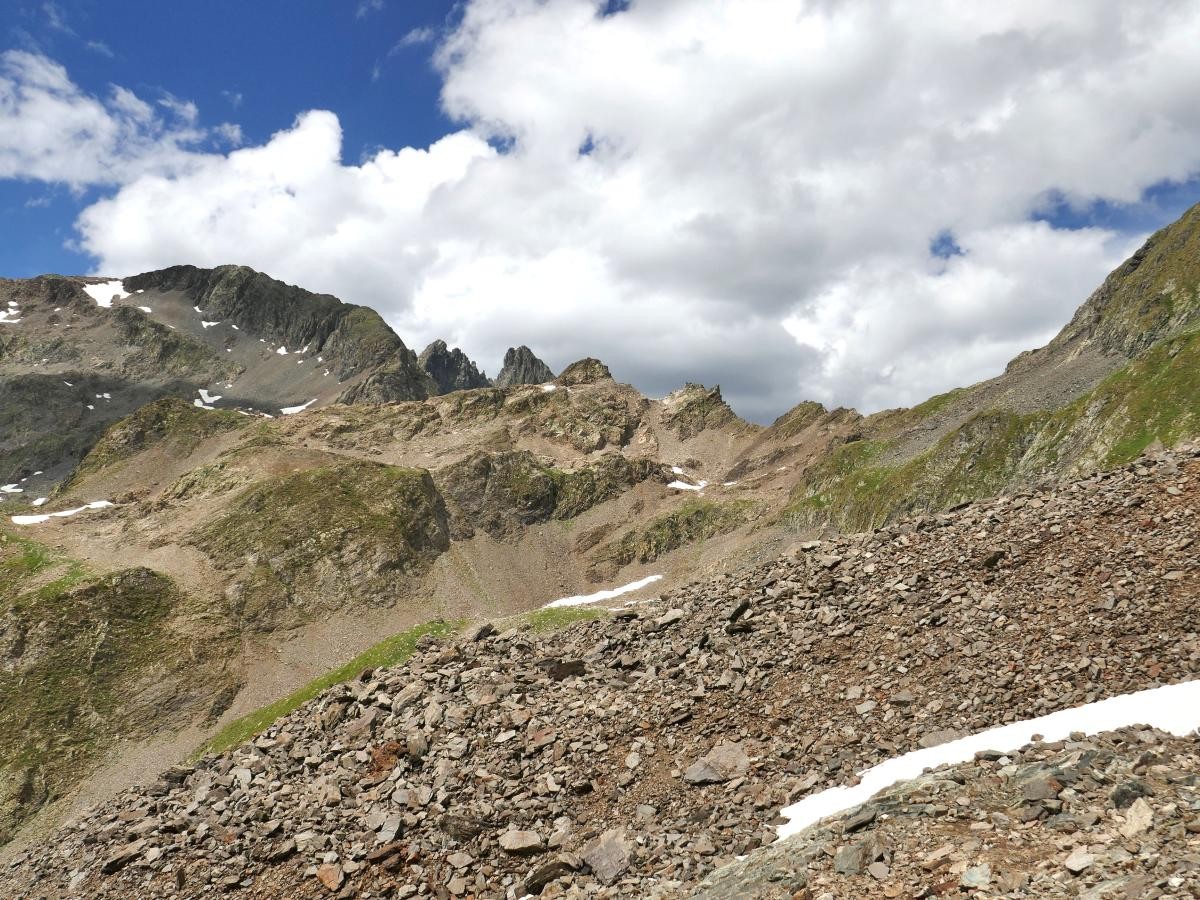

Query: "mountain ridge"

xmin=0 ymin=201 xmax=1198 ymax=884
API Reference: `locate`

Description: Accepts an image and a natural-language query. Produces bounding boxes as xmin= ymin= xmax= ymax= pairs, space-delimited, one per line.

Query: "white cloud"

xmin=11 ymin=2 xmax=1200 ymax=419
xmin=394 ymin=26 xmax=436 ymax=49
xmin=157 ymin=93 xmax=199 ymax=125
xmin=86 ymin=40 xmax=114 ymax=58
xmin=356 ymin=0 xmax=384 ymax=20
xmin=212 ymin=122 xmax=243 ymax=147
xmin=0 ymin=50 xmax=209 ymax=187
xmin=42 ymin=1 xmax=73 ymax=35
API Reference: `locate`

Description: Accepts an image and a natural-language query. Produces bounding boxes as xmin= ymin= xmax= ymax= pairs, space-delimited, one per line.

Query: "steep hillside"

xmin=786 ymin=202 xmax=1200 ymax=530
xmin=2 ymin=442 xmax=1195 ymax=897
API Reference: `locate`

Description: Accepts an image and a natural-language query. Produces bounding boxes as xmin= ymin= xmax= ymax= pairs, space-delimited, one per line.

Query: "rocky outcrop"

xmin=189 ymin=461 xmax=451 ymax=630
xmin=5 ymin=443 xmax=1198 ymax=897
xmin=556 ymin=357 xmax=611 ymax=386
xmin=418 ymin=340 xmax=491 ymax=394
xmin=495 ymin=345 xmax=554 ymax=388
xmin=661 ymin=383 xmax=743 ymax=440
xmin=434 ymin=450 xmax=669 ymax=539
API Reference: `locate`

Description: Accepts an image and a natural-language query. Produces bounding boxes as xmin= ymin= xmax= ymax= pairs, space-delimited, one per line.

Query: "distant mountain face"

xmin=495 ymin=344 xmax=555 ymax=387
xmin=0 ymin=264 xmax=434 ymax=491
xmin=784 ymin=200 xmax=1200 ymax=531
xmin=418 ymin=339 xmax=491 ymax=393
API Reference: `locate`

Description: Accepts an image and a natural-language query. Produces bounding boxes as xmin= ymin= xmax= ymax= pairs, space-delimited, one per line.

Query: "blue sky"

xmin=2 ymin=0 xmax=458 ymax=276
xmin=3 ymin=1 xmax=1200 ymax=419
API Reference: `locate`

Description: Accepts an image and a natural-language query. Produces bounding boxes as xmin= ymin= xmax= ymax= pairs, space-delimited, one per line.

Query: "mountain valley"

xmin=0 ymin=202 xmax=1198 ymax=897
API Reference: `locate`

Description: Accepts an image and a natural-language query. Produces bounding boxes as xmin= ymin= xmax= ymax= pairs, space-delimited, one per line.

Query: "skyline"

xmin=4 ymin=0 xmax=1200 ymax=421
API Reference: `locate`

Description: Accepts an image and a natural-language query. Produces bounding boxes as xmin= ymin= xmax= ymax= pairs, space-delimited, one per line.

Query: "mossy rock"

xmin=0 ymin=565 xmax=227 ymax=843
xmin=594 ymin=498 xmax=762 ymax=571
xmin=191 ymin=461 xmax=449 ymax=630
xmin=63 ymin=397 xmax=247 ymax=490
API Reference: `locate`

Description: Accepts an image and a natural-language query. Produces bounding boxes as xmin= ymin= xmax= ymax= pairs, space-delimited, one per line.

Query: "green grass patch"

xmin=785 ymin=328 xmax=1200 ymax=531
xmin=514 ymin=606 xmax=607 ymax=633
xmin=0 ymin=532 xmax=88 ymax=607
xmin=199 ymin=618 xmax=461 ymax=756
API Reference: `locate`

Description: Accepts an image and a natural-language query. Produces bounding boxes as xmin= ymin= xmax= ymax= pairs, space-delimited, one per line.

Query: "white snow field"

xmin=11 ymin=500 xmax=114 ymax=526
xmin=82 ymin=280 xmax=129 ymax=307
xmin=544 ymin=574 xmax=664 ymax=609
xmin=777 ymin=678 xmax=1200 ymax=840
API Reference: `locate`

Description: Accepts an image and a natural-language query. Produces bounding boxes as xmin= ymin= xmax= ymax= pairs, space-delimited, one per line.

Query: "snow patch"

xmin=12 ymin=500 xmax=114 ymax=526
xmin=671 ymin=466 xmax=685 ymax=474
xmin=723 ymin=481 xmax=739 ymax=487
xmin=280 ymin=398 xmax=317 ymax=415
xmin=63 ymin=381 xmax=73 ymax=387
xmin=668 ymin=480 xmax=708 ymax=491
xmin=1 ymin=484 xmax=23 ymax=494
xmin=543 ymin=574 xmax=664 ymax=609
xmin=541 ymin=384 xmax=558 ymax=393
xmin=0 ymin=304 xmax=21 ymax=324
xmin=199 ymin=389 xmax=222 ymax=405
xmin=276 ymin=346 xmax=288 ymax=355
xmin=82 ymin=280 xmax=129 ymax=308
xmin=193 ymin=399 xmax=215 ymax=410
xmin=31 ymin=497 xmax=48 ymax=506
xmin=138 ymin=305 xmax=152 ymax=313
xmin=201 ymin=320 xmax=220 ymax=328
xmin=777 ymin=679 xmax=1200 ymax=841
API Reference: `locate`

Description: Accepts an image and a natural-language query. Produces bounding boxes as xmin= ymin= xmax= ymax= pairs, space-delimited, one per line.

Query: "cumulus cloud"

xmin=11 ymin=1 xmax=1200 ymax=419
xmin=0 ymin=49 xmax=231 ymax=188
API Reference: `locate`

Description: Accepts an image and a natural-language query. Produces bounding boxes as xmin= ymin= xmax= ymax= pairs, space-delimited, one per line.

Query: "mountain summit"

xmin=495 ymin=345 xmax=555 ymax=387
xmin=418 ymin=339 xmax=491 ymax=394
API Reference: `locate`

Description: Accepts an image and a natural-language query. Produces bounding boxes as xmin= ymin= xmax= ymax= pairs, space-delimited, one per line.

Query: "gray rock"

xmin=418 ymin=340 xmax=490 ymax=394
xmin=498 ymin=829 xmax=544 ymax=855
xmin=581 ymin=829 xmax=630 ymax=885
xmin=684 ymin=741 xmax=750 ymax=784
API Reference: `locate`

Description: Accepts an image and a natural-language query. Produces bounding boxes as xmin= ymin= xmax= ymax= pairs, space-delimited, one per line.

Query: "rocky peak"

xmin=556 ymin=357 xmax=612 ymax=386
xmin=495 ymin=345 xmax=554 ymax=388
xmin=1043 ymin=199 xmax=1200 ymax=360
xmin=123 ymin=264 xmax=434 ymax=402
xmin=418 ymin=340 xmax=491 ymax=394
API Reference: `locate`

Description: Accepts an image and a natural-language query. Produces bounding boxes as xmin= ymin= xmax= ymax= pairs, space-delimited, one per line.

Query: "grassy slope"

xmin=787 ymin=327 xmax=1200 ymax=531
xmin=0 ymin=533 xmax=229 ymax=842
